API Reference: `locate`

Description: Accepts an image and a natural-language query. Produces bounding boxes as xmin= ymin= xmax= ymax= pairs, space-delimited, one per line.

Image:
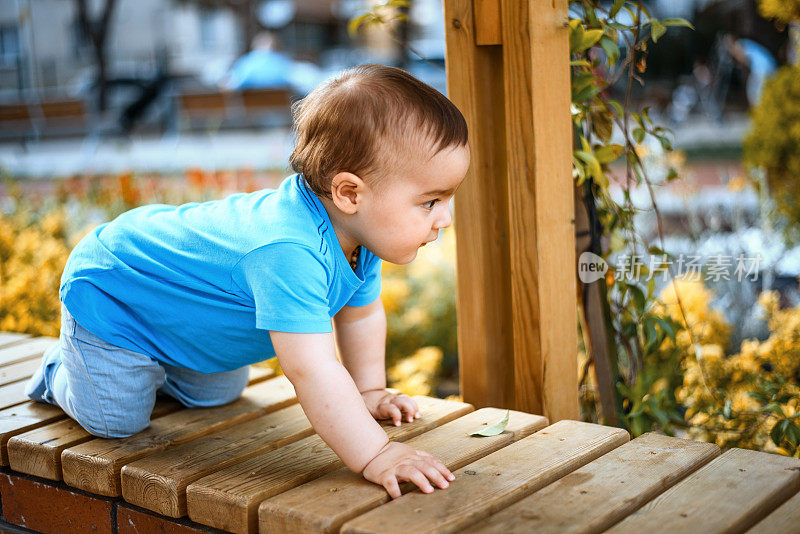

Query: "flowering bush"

xmin=654 ymin=277 xmax=800 ymax=457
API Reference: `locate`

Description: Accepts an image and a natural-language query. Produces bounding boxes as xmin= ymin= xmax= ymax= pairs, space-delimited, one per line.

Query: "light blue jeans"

xmin=25 ymin=304 xmax=250 ymax=438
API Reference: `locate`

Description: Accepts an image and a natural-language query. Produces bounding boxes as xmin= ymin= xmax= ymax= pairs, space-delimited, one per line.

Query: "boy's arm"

xmin=332 ymin=298 xmax=387 ymax=393
xmin=269 ymin=329 xmax=454 ymax=498
xmin=333 ymin=298 xmax=419 ymax=424
xmin=269 ymin=330 xmax=389 ymax=472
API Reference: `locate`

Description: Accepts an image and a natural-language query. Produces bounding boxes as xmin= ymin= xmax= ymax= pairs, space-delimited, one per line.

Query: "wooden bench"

xmin=176 ymin=88 xmax=293 ymax=133
xmin=0 ymin=332 xmax=798 ymax=533
xmin=0 ymin=99 xmax=90 ymax=142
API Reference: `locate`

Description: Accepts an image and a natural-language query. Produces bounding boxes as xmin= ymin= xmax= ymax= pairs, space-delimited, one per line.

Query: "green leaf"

xmin=570 ymin=59 xmax=592 ymax=67
xmin=785 ymin=422 xmax=800 ymax=446
xmin=633 ymin=127 xmax=645 ymax=144
xmin=643 ymin=316 xmax=659 ymax=353
xmin=764 ymin=402 xmax=786 ymax=417
xmin=771 ymin=419 xmax=789 ymax=447
xmin=580 ymin=29 xmax=605 ymax=51
xmin=628 ymin=283 xmax=646 ymax=314
xmin=595 ymin=144 xmax=625 ymax=164
xmin=610 ymin=0 xmax=625 ymax=18
xmin=469 ymin=410 xmax=510 ymax=436
xmin=348 ymin=13 xmax=373 ymax=37
xmin=573 ymin=84 xmax=600 ymax=104
xmin=662 ymin=18 xmax=694 ymax=30
xmin=650 ymin=20 xmax=666 ymax=43
xmin=574 ymin=150 xmax=603 ymax=183
xmin=653 ymin=317 xmax=676 ymax=341
xmin=599 ymin=35 xmax=620 ymax=64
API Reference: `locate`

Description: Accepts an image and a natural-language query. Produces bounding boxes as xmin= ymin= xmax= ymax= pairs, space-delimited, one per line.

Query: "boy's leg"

xmin=158 ymin=363 xmax=249 ymax=408
xmin=27 ymin=304 xmax=166 ymax=438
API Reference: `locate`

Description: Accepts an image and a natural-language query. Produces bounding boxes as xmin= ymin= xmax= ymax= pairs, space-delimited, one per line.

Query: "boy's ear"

xmin=330 ymin=172 xmax=365 ymax=215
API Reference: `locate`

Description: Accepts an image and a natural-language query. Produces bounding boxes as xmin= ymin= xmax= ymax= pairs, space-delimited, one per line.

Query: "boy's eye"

xmin=423 ymin=199 xmax=439 ymax=210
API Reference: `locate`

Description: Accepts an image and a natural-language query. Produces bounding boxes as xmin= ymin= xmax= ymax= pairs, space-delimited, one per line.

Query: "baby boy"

xmin=25 ymin=63 xmax=471 ymax=498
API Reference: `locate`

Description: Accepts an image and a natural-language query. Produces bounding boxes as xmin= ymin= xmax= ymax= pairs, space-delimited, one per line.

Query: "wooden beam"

xmin=473 ymin=0 xmax=502 ymax=45
xmin=445 ymin=0 xmax=577 ymax=422
xmin=444 ymin=0 xmax=514 ymax=410
xmin=500 ymin=0 xmax=577 ymax=422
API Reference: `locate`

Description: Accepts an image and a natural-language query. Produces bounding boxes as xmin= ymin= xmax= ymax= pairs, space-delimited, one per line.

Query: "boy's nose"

xmin=434 ymin=203 xmax=453 ymax=229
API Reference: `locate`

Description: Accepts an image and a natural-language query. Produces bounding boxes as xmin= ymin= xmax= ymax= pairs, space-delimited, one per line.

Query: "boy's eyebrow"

xmin=419 ymin=185 xmax=459 ymax=197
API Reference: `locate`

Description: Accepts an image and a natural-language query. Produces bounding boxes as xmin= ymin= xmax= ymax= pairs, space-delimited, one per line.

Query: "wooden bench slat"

xmin=121 ymin=403 xmax=314 ymax=517
xmin=340 ymin=420 xmax=629 ymax=534
xmin=5 ymin=366 xmax=276 ymax=483
xmin=0 ymin=338 xmax=56 ymax=367
xmin=459 ymin=431 xmax=720 ymax=534
xmin=259 ymin=407 xmax=548 ymax=534
xmin=0 ymin=358 xmax=43 ymax=387
xmin=0 ymin=333 xmax=31 ymax=349
xmin=7 ymin=398 xmax=183 ymax=480
xmin=247 ymin=365 xmax=275 ymax=384
xmin=747 ymin=488 xmax=800 ymax=533
xmin=0 ymin=402 xmax=66 ymax=466
xmin=603 ymin=447 xmax=800 ymax=534
xmin=0 ymin=380 xmax=33 ymax=410
xmin=59 ymin=375 xmax=297 ymax=496
xmin=185 ymin=397 xmax=474 ymax=534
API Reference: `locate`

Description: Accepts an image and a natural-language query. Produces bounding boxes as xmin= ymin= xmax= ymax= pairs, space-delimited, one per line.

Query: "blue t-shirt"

xmin=59 ymin=174 xmax=382 ymax=373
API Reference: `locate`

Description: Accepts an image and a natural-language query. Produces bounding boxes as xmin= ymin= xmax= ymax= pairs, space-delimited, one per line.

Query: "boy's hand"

xmin=361 ymin=441 xmax=455 ymax=499
xmin=361 ymin=389 xmax=420 ymax=426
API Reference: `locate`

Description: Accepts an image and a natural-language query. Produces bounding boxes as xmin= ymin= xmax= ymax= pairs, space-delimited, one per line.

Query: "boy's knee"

xmin=81 ymin=417 xmax=150 ymax=439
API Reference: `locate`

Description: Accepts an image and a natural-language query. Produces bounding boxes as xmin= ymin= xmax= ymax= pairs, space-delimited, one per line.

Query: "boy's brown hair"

xmin=289 ymin=64 xmax=468 ymax=199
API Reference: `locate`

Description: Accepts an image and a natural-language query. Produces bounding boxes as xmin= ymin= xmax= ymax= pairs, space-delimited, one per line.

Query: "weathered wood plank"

xmin=247 ymin=365 xmax=275 ymax=384
xmin=460 ymin=431 xmax=720 ymax=534
xmin=259 ymin=407 xmax=548 ymax=534
xmin=473 ymin=0 xmax=502 ymax=45
xmin=499 ymin=0 xmax=576 ymax=421
xmin=444 ymin=0 xmax=514 ymax=410
xmin=0 ymin=402 xmax=66 ymax=466
xmin=60 ymin=375 xmax=297 ymax=496
xmin=0 ymin=337 xmax=56 ymax=366
xmin=7 ymin=398 xmax=183 ymax=480
xmin=0 ymin=358 xmax=43 ymax=387
xmin=186 ymin=397 xmax=474 ymax=534
xmin=604 ymin=447 xmax=800 ymax=534
xmin=121 ymin=403 xmax=314 ymax=517
xmin=340 ymin=420 xmax=629 ymax=534
xmin=747 ymin=489 xmax=800 ymax=533
xmin=0 ymin=332 xmax=31 ymax=349
xmin=0 ymin=365 xmax=267 ymax=469
xmin=0 ymin=380 xmax=33 ymax=410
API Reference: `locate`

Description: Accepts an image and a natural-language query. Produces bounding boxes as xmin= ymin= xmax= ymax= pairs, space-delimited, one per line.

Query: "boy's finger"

xmin=393 ymin=397 xmax=417 ymax=422
xmin=408 ymin=470 xmax=434 ymax=494
xmin=383 ymin=403 xmax=403 ymax=426
xmin=420 ymin=463 xmax=450 ymax=489
xmin=382 ymin=476 xmax=402 ymax=499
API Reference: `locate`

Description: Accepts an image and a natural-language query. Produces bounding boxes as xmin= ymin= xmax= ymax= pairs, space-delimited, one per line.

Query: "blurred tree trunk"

xmin=395 ymin=2 xmax=411 ymax=70
xmin=75 ymin=0 xmax=117 ymax=112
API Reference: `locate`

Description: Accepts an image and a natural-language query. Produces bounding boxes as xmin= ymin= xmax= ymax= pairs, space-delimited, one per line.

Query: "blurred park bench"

xmin=175 ymin=87 xmax=294 ymax=134
xmin=0 ymin=99 xmax=91 ymax=143
xmin=0 ymin=86 xmax=293 ymax=143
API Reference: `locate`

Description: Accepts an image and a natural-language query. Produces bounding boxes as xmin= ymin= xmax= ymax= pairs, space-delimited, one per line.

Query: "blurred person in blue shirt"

xmin=221 ymin=31 xmax=294 ymax=90
xmin=723 ymin=34 xmax=777 ymax=106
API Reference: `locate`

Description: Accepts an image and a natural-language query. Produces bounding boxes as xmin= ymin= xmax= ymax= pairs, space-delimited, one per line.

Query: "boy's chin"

xmin=388 ymin=250 xmax=418 ymax=265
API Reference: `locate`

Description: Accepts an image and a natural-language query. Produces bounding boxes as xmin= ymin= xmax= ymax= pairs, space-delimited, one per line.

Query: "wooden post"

xmin=444 ymin=0 xmax=578 ymax=422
